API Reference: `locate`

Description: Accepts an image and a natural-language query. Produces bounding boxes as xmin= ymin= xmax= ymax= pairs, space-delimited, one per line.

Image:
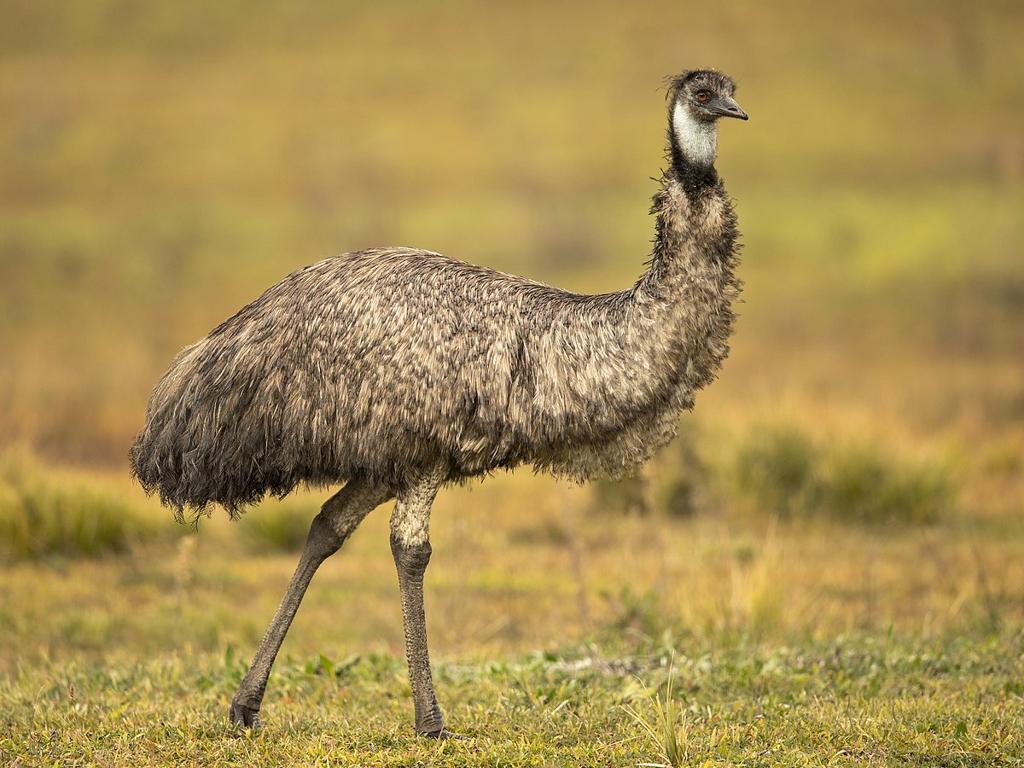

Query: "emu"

xmin=131 ymin=69 xmax=748 ymax=738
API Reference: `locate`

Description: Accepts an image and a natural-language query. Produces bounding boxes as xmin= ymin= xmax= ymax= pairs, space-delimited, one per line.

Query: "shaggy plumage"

xmin=134 ymin=67 xmax=748 ymax=738
xmin=130 ymin=70 xmax=743 ymax=520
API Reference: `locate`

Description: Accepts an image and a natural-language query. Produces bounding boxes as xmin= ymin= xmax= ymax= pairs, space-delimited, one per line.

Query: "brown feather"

xmin=129 ymin=71 xmax=743 ymax=520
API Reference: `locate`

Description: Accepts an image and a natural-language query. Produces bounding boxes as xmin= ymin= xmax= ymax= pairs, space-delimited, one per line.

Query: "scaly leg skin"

xmin=390 ymin=466 xmax=464 ymax=740
xmin=229 ymin=477 xmax=391 ymax=728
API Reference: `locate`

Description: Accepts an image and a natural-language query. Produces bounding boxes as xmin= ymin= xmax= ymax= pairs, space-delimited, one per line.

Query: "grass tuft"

xmin=734 ymin=425 xmax=955 ymax=524
xmin=819 ymin=444 xmax=953 ymax=525
xmin=0 ymin=449 xmax=160 ymax=560
xmin=591 ymin=474 xmax=650 ymax=516
xmin=623 ymin=657 xmax=686 ymax=768
xmin=236 ymin=501 xmax=314 ymax=553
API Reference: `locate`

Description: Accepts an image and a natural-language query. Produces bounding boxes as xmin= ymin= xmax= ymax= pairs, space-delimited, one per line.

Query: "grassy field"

xmin=2 ymin=460 xmax=1023 ymax=765
xmin=2 ymin=0 xmax=1023 ymax=765
xmin=4 ymin=631 xmax=1022 ymax=765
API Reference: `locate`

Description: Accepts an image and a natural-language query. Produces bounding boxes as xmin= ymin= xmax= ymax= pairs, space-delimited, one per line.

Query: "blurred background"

xmin=1 ymin=0 xmax=1022 ymax=715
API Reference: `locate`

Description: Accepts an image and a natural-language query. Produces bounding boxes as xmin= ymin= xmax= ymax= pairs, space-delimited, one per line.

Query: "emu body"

xmin=131 ymin=69 xmax=747 ymax=737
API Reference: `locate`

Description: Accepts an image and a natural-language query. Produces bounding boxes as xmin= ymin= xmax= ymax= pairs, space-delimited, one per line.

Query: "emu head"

xmin=668 ymin=70 xmax=748 ymax=168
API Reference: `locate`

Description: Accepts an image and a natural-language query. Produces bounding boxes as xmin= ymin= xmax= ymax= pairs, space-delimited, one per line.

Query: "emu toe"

xmin=420 ymin=727 xmax=465 ymax=740
xmin=229 ymin=701 xmax=263 ymax=730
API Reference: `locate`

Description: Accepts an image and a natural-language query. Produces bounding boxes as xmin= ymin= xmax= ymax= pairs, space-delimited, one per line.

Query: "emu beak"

xmin=710 ymin=95 xmax=749 ymax=121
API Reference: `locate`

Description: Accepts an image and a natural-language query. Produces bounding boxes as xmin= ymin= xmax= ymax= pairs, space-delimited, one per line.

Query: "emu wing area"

xmin=130 ymin=248 xmax=573 ymax=513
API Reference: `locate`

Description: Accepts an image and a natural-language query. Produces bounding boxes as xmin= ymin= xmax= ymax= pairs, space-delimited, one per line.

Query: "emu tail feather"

xmin=129 ymin=336 xmax=327 ymax=521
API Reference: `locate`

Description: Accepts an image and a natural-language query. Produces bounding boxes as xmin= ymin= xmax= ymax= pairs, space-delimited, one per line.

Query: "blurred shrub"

xmin=655 ymin=427 xmax=714 ymax=518
xmin=506 ymin=518 xmax=571 ymax=546
xmin=979 ymin=433 xmax=1024 ymax=478
xmin=602 ymin=585 xmax=672 ymax=640
xmin=238 ymin=503 xmax=313 ymax=553
xmin=819 ymin=445 xmax=952 ymax=525
xmin=591 ymin=474 xmax=649 ymax=516
xmin=0 ymin=449 xmax=160 ymax=560
xmin=735 ymin=426 xmax=817 ymax=517
xmin=592 ymin=427 xmax=712 ymax=518
xmin=734 ymin=425 xmax=954 ymax=524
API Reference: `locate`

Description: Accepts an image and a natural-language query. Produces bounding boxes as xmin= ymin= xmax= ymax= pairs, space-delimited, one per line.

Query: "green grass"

xmin=733 ymin=424 xmax=955 ymax=524
xmin=0 ymin=449 xmax=163 ymax=561
xmin=1 ymin=468 xmax=1021 ymax=765
xmin=236 ymin=500 xmax=318 ymax=554
xmin=622 ymin=655 xmax=687 ymax=767
xmin=1 ymin=633 xmax=1020 ymax=766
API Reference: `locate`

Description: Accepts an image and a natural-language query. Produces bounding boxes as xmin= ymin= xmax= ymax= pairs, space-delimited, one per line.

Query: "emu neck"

xmin=671 ymin=102 xmax=717 ymax=171
xmin=637 ymin=155 xmax=734 ymax=302
xmin=621 ymin=140 xmax=740 ymax=403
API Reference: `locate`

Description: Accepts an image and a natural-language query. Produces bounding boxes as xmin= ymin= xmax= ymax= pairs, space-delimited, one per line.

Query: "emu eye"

xmin=695 ymin=91 xmax=711 ymax=104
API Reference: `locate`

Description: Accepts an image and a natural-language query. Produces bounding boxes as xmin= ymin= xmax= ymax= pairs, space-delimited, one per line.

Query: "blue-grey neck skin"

xmin=672 ymin=99 xmax=718 ymax=169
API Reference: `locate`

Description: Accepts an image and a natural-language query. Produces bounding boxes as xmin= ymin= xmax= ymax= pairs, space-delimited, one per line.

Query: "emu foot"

xmin=229 ymin=701 xmax=263 ymax=730
xmin=419 ymin=727 xmax=465 ymax=740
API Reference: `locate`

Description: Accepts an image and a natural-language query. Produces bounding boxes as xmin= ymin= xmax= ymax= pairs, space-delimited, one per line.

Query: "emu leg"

xmin=229 ymin=477 xmax=390 ymax=728
xmin=389 ymin=467 xmax=460 ymax=739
